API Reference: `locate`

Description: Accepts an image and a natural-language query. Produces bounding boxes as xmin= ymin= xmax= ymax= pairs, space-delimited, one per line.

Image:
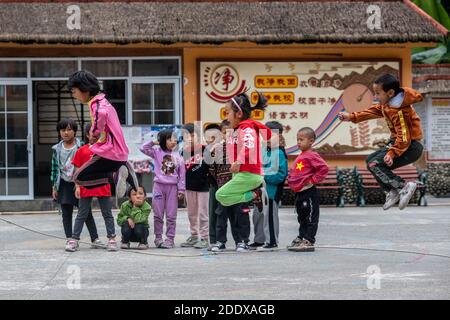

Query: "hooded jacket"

xmin=89 ymin=93 xmax=129 ymax=162
xmin=226 ymin=119 xmax=272 ymax=175
xmin=349 ymin=87 xmax=423 ymax=159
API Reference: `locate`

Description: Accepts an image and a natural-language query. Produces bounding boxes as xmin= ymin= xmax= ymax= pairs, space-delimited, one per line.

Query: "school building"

xmin=0 ymin=0 xmax=447 ymax=207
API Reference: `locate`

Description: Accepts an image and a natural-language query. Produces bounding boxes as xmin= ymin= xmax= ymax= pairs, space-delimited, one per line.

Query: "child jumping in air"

xmin=68 ymin=70 xmax=138 ymax=201
xmin=51 ymin=119 xmax=99 ymax=251
xmin=287 ymin=127 xmax=329 ymax=252
xmin=117 ymin=186 xmax=151 ymax=250
xmin=215 ymin=92 xmax=271 ymax=251
xmin=66 ymin=123 xmax=117 ymax=252
xmin=338 ymin=74 xmax=424 ymax=210
xmin=140 ymin=129 xmax=185 ymax=249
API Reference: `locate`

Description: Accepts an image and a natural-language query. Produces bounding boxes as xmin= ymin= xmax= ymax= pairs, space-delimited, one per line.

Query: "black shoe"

xmin=248 ymin=242 xmax=264 ymax=250
xmin=257 ymin=243 xmax=278 ymax=251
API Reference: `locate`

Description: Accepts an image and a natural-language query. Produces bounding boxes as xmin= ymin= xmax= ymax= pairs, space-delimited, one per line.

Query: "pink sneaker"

xmin=107 ymin=238 xmax=118 ymax=251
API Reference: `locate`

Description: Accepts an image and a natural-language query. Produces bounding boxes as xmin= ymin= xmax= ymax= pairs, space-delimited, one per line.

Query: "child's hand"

xmin=128 ymin=218 xmax=135 ymax=229
xmin=338 ymin=112 xmax=350 ymax=121
xmin=52 ymin=189 xmax=58 ymax=201
xmin=230 ymin=161 xmax=241 ymax=173
xmin=177 ymin=192 xmax=185 ymax=200
xmin=384 ymin=154 xmax=393 ymax=167
xmin=153 ymin=140 xmax=159 ymax=145
xmin=75 ymin=186 xmax=80 ymax=199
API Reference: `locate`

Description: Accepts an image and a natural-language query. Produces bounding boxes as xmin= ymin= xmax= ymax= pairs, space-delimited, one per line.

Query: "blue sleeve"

xmin=264 ymin=150 xmax=288 ymax=185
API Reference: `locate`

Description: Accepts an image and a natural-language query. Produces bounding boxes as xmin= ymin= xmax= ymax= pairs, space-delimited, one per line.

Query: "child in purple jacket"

xmin=69 ymin=70 xmax=139 ymax=201
xmin=140 ymin=129 xmax=186 ymax=248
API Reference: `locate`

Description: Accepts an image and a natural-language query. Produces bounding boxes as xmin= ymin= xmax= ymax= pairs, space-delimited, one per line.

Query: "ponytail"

xmin=229 ymin=91 xmax=268 ymax=120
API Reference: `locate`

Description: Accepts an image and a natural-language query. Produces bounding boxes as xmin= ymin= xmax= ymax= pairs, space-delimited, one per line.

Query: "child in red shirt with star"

xmin=287 ymin=127 xmax=328 ymax=252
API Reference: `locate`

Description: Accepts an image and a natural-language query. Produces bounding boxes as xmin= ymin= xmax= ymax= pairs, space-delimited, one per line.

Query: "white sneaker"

xmin=65 ymin=239 xmax=79 ymax=252
xmin=235 ymin=242 xmax=249 ymax=252
xmin=115 ymin=166 xmax=129 ymax=199
xmin=107 ymin=238 xmax=119 ymax=251
xmin=383 ymin=189 xmax=400 ymax=210
xmin=398 ymin=182 xmax=417 ymax=210
xmin=90 ymin=238 xmax=105 ymax=249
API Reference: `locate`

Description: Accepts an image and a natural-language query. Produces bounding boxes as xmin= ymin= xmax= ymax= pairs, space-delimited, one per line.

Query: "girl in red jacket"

xmin=215 ymin=92 xmax=271 ymax=251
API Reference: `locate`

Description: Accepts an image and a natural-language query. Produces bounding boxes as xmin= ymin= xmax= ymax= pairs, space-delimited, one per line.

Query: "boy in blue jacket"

xmin=250 ymin=121 xmax=288 ymax=251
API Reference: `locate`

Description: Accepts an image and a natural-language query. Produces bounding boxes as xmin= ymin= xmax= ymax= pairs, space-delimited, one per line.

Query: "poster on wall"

xmin=122 ymin=125 xmax=182 ymax=173
xmin=199 ymin=61 xmax=399 ymax=155
xmin=427 ymin=99 xmax=450 ymax=161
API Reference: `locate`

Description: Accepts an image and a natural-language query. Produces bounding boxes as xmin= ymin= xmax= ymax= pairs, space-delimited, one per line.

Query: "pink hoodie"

xmin=89 ymin=93 xmax=129 ymax=162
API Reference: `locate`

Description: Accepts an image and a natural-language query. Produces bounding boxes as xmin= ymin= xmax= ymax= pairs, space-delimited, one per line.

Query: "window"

xmin=81 ymin=60 xmax=128 ymax=77
xmin=0 ymin=61 xmax=27 ymax=78
xmin=132 ymin=83 xmax=176 ymax=125
xmin=31 ymin=60 xmax=78 ymax=78
xmin=132 ymin=59 xmax=179 ymax=76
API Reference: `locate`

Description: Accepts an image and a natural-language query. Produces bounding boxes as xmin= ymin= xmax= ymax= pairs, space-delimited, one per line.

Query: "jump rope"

xmin=1 ymin=216 xmax=449 ymax=260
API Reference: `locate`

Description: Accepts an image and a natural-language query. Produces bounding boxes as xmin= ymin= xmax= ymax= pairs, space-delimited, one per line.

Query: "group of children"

xmin=53 ymin=71 xmax=424 ymax=253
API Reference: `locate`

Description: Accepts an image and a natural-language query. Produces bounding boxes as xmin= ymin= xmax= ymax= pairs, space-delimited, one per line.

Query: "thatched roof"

xmin=413 ymin=64 xmax=450 ymax=95
xmin=0 ymin=1 xmax=447 ymax=45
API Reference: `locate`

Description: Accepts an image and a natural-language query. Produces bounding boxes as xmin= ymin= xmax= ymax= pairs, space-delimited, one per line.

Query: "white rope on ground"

xmin=1 ymin=216 xmax=450 ymax=259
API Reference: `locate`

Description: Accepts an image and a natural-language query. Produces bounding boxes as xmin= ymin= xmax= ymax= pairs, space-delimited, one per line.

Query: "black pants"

xmin=72 ymin=197 xmax=115 ymax=240
xmin=366 ymin=140 xmax=423 ymax=192
xmin=209 ymin=185 xmax=218 ymax=244
xmin=73 ymin=155 xmax=128 ymax=189
xmin=61 ymin=204 xmax=98 ymax=242
xmin=216 ymin=202 xmax=250 ymax=245
xmin=121 ymin=223 xmax=149 ymax=244
xmin=295 ymin=187 xmax=320 ymax=244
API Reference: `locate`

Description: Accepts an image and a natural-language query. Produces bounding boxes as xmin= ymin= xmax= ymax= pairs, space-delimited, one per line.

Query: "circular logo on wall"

xmin=203 ymin=64 xmax=247 ymax=103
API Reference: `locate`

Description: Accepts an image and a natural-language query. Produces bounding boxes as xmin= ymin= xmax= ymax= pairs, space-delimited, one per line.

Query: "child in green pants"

xmin=215 ymin=92 xmax=271 ymax=251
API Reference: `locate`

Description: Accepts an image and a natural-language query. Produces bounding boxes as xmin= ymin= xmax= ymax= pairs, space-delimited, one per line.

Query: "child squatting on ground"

xmin=338 ymin=74 xmax=424 ymax=211
xmin=117 ymin=186 xmax=151 ymax=250
xmin=287 ymin=127 xmax=329 ymax=252
xmin=140 ymin=129 xmax=185 ymax=249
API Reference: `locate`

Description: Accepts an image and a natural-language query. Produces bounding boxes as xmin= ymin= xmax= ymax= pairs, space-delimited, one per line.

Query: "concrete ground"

xmin=0 ymin=204 xmax=449 ymax=300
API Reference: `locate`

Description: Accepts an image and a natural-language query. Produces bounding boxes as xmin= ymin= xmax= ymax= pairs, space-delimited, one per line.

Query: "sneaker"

xmin=90 ymin=238 xmax=105 ymax=249
xmin=180 ymin=236 xmax=198 ymax=247
xmin=137 ymin=243 xmax=149 ymax=250
xmin=115 ymin=165 xmax=129 ymax=199
xmin=286 ymin=237 xmax=303 ymax=249
xmin=120 ymin=242 xmax=130 ymax=250
xmin=125 ymin=161 xmax=140 ymax=192
xmin=65 ymin=239 xmax=79 ymax=252
xmin=248 ymin=242 xmax=264 ymax=250
xmin=211 ymin=242 xmax=226 ymax=252
xmin=398 ymin=182 xmax=417 ymax=210
xmin=383 ymin=189 xmax=400 ymax=210
xmin=257 ymin=243 xmax=278 ymax=251
xmin=288 ymin=239 xmax=315 ymax=252
xmin=160 ymin=240 xmax=174 ymax=249
xmin=154 ymin=238 xmax=164 ymax=248
xmin=236 ymin=242 xmax=249 ymax=252
xmin=107 ymin=238 xmax=118 ymax=251
xmin=193 ymin=239 xmax=209 ymax=249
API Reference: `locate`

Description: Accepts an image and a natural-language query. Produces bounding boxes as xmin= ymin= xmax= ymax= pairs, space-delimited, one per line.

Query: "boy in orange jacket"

xmin=339 ymin=74 xmax=424 ymax=210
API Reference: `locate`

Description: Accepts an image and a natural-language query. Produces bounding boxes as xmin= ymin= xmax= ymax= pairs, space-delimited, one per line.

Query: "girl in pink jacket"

xmin=69 ymin=70 xmax=138 ymax=200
